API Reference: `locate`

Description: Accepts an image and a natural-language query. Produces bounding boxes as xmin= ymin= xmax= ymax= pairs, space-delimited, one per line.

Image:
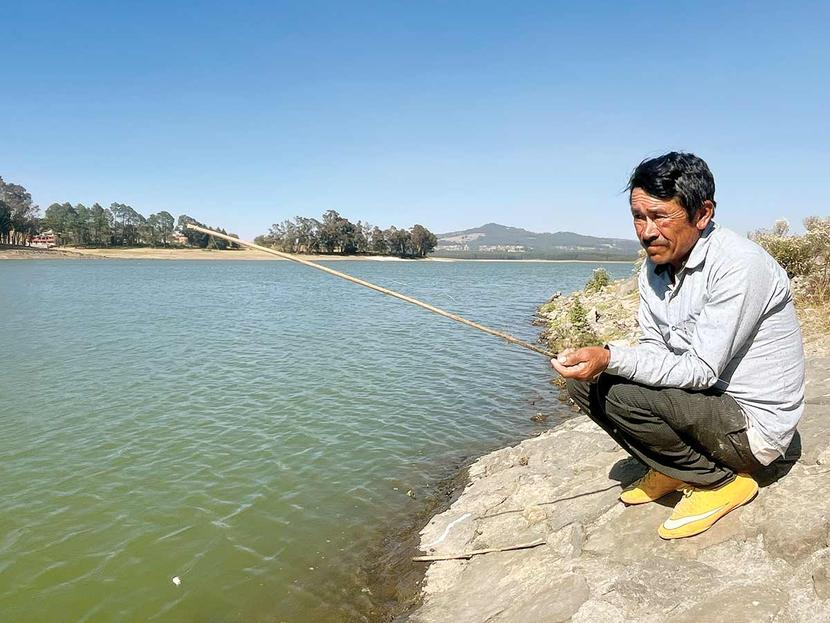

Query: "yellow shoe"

xmin=658 ymin=473 xmax=759 ymax=540
xmin=619 ymin=469 xmax=684 ymax=505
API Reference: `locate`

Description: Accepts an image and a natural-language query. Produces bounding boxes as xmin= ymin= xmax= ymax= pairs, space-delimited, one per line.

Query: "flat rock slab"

xmin=409 ymin=357 xmax=830 ymax=622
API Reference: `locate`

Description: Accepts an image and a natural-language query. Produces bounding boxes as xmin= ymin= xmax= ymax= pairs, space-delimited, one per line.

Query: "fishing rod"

xmin=186 ymin=223 xmax=556 ymax=359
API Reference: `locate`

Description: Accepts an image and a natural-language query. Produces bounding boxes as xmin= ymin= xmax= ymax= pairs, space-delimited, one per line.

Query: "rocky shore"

xmin=407 ymin=275 xmax=830 ymax=623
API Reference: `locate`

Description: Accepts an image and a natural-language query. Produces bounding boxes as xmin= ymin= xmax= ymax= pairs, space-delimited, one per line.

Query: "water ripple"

xmin=0 ymin=259 xmax=631 ymax=621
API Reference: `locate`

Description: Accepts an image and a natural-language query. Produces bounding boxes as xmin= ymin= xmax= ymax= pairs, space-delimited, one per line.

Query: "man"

xmin=552 ymin=152 xmax=805 ymax=539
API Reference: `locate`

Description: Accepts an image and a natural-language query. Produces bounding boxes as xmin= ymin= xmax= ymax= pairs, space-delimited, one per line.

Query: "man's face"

xmin=630 ymin=188 xmax=711 ymax=269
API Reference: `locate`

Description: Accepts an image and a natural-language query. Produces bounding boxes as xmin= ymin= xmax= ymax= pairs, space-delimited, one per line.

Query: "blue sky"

xmin=2 ymin=1 xmax=828 ymax=240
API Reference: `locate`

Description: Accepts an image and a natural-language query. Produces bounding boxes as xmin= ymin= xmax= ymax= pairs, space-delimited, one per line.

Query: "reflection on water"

xmin=0 ymin=259 xmax=631 ymax=621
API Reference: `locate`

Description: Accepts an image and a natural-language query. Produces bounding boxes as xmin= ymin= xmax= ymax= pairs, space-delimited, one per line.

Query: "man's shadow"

xmin=607 ymin=430 xmax=802 ymax=506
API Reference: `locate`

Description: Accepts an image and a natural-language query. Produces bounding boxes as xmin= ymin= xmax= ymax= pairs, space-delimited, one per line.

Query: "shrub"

xmin=752 ymin=216 xmax=830 ymax=302
xmin=751 ymin=220 xmax=814 ymax=278
xmin=584 ymin=267 xmax=610 ymax=294
xmin=804 ymin=216 xmax=830 ymax=301
xmin=565 ymin=296 xmax=598 ymax=348
xmin=568 ymin=296 xmax=589 ymax=332
xmin=541 ymin=294 xmax=599 ymax=352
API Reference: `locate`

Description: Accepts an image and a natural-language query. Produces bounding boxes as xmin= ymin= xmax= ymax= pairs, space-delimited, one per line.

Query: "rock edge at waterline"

xmin=408 ymin=356 xmax=830 ymax=623
xmin=408 ymin=275 xmax=830 ymax=623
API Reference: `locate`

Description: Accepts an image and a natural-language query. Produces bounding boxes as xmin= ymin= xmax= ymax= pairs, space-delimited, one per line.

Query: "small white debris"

xmin=172 ymin=576 xmax=181 ymax=586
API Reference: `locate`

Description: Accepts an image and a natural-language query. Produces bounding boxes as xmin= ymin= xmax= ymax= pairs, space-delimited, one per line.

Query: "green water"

xmin=0 ymin=259 xmax=631 ymax=621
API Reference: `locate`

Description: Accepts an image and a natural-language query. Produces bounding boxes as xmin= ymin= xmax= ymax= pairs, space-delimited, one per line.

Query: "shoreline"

xmin=404 ymin=351 xmax=830 ymax=622
xmin=357 ymin=410 xmax=576 ymax=621
xmin=399 ymin=278 xmax=830 ymax=622
xmin=0 ymin=245 xmax=634 ymax=264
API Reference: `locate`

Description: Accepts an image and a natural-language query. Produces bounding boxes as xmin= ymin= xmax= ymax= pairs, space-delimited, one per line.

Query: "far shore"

xmin=0 ymin=245 xmax=635 ymax=264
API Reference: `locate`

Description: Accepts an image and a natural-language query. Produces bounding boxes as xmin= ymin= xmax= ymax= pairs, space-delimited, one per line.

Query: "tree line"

xmin=255 ymin=210 xmax=438 ymax=258
xmin=2 ymin=175 xmax=438 ymax=257
xmin=41 ymin=202 xmax=239 ymax=249
xmin=1 ymin=175 xmax=238 ymax=249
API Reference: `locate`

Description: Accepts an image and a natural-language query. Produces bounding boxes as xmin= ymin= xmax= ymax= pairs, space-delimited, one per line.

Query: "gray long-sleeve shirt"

xmin=607 ymin=222 xmax=805 ymax=465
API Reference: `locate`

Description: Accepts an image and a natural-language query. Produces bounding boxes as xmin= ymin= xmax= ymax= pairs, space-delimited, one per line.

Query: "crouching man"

xmin=552 ymin=152 xmax=805 ymax=539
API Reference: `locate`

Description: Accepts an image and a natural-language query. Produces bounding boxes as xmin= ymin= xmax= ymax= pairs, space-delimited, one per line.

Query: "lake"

xmin=0 ymin=259 xmax=632 ymax=622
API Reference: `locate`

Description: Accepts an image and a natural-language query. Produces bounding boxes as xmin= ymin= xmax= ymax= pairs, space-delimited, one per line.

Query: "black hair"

xmin=627 ymin=152 xmax=716 ymax=221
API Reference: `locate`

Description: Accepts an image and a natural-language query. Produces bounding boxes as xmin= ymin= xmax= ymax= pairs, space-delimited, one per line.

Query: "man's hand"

xmin=551 ymin=346 xmax=610 ymax=382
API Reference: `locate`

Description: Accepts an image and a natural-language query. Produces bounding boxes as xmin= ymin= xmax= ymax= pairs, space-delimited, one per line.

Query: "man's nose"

xmin=642 ymin=217 xmax=659 ymax=240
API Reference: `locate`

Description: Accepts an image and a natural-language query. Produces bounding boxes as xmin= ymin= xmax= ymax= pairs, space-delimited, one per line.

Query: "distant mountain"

xmin=434 ymin=223 xmax=640 ymax=260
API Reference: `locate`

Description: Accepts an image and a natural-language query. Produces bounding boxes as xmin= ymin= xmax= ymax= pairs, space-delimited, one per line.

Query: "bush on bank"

xmin=752 ymin=216 xmax=830 ymax=303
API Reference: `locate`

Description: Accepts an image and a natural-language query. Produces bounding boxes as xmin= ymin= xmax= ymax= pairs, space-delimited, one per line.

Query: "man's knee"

xmin=604 ymin=380 xmax=658 ymax=417
xmin=565 ymin=378 xmax=591 ymax=413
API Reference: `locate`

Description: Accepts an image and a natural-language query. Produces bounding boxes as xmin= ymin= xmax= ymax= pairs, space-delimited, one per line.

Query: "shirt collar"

xmin=683 ymin=221 xmax=716 ymax=270
xmin=652 ymin=221 xmax=716 ymax=277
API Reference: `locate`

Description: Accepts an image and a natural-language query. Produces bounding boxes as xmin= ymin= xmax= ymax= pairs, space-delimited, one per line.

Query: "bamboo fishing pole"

xmin=186 ymin=223 xmax=556 ymax=359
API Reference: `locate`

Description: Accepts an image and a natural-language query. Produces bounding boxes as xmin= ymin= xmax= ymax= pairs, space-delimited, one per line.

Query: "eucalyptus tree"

xmin=354 ymin=220 xmax=370 ymax=254
xmin=359 ymin=221 xmax=374 ymax=254
xmin=319 ymin=210 xmax=343 ymax=253
xmin=268 ymin=219 xmax=298 ymax=252
xmin=152 ymin=211 xmax=175 ymax=246
xmin=369 ymin=226 xmax=388 ymax=255
xmin=89 ymin=203 xmax=112 ymax=245
xmin=108 ymin=203 xmax=144 ymax=245
xmin=206 ymin=228 xmax=232 ymax=250
xmin=124 ymin=207 xmax=145 ymax=245
xmin=177 ymin=214 xmax=210 ymax=247
xmin=295 ymin=217 xmax=321 ymax=253
xmin=44 ymin=203 xmax=78 ymax=245
xmin=0 ymin=177 xmax=39 ymax=245
xmin=320 ymin=210 xmax=361 ymax=254
xmin=109 ymin=203 xmax=128 ymax=245
xmin=339 ymin=219 xmax=360 ymax=254
xmin=410 ymin=224 xmax=437 ymax=258
xmin=144 ymin=214 xmax=161 ymax=246
xmin=386 ymin=227 xmax=413 ymax=257
xmin=74 ymin=204 xmax=90 ymax=245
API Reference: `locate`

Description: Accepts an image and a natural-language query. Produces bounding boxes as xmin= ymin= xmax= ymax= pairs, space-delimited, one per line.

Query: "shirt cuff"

xmin=606 ymin=343 xmax=637 ymax=380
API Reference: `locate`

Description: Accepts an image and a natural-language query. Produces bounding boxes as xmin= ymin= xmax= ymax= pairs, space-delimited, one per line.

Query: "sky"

xmin=2 ymin=1 xmax=828 ymax=241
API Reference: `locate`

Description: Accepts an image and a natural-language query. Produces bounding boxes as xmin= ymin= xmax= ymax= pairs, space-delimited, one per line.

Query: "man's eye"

xmin=632 ymin=214 xmax=645 ymax=221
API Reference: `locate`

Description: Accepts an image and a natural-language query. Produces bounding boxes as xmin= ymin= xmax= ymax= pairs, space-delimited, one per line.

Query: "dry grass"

xmin=797 ymin=301 xmax=830 ymax=357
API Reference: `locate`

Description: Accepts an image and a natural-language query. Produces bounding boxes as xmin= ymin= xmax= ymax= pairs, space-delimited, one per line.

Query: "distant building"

xmin=172 ymin=232 xmax=189 ymax=245
xmin=30 ymin=231 xmax=57 ymax=248
xmin=478 ymin=245 xmax=526 ymax=253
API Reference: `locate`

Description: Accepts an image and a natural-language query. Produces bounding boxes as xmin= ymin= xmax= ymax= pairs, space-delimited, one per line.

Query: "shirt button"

xmin=671 ymin=325 xmax=677 ymax=331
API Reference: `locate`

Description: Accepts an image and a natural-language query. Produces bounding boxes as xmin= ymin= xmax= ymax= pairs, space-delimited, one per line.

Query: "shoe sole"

xmin=619 ymin=485 xmax=683 ymax=506
xmin=657 ymin=486 xmax=759 ymax=540
xmin=619 ymin=491 xmax=675 ymax=505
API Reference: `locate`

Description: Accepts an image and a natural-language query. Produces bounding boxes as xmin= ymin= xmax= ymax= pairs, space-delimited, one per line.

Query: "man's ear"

xmin=695 ymin=200 xmax=715 ymax=231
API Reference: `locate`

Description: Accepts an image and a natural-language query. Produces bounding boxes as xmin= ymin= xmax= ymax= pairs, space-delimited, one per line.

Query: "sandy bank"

xmin=1 ymin=245 xmax=635 ymax=264
xmin=0 ymin=246 xmax=92 ymax=260
xmin=0 ymin=246 xmax=421 ymax=261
